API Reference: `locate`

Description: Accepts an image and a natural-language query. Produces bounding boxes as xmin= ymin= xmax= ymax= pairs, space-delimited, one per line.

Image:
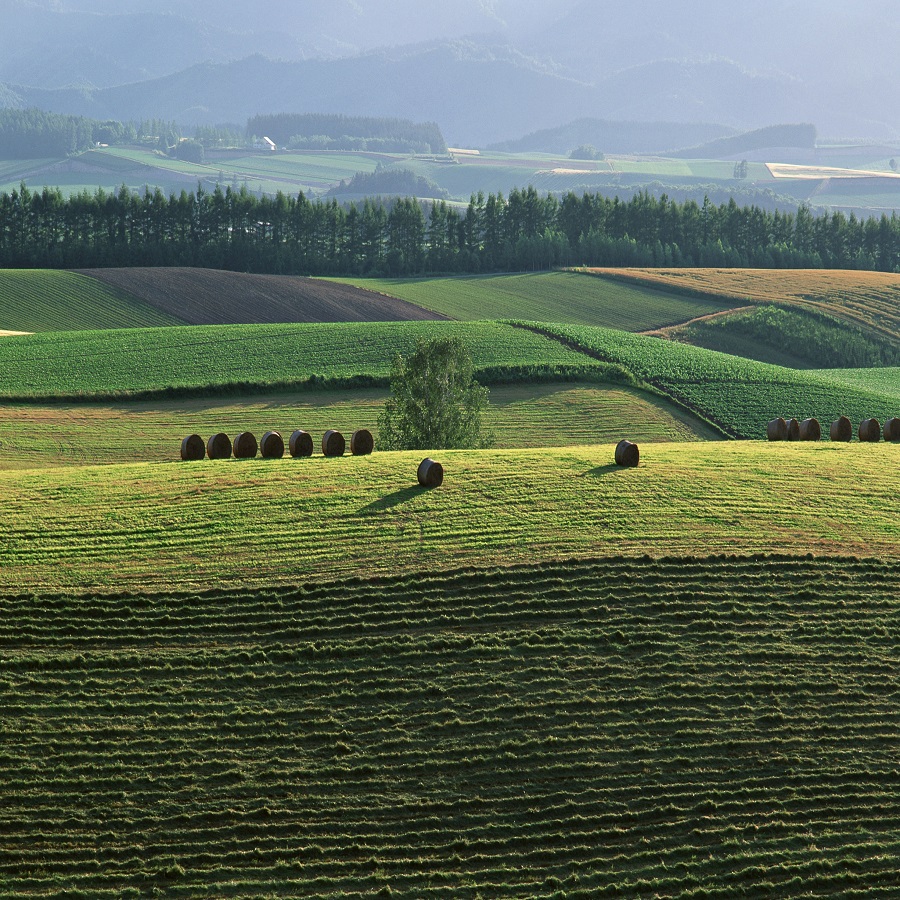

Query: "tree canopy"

xmin=378 ymin=338 xmax=490 ymax=451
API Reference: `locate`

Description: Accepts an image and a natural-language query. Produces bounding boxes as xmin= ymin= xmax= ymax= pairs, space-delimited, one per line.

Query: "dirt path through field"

xmin=641 ymin=306 xmax=754 ymax=337
xmin=0 ymin=331 xmax=32 ymax=336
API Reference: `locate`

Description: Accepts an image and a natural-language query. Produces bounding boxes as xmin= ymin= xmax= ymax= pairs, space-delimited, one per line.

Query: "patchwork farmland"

xmin=0 ymin=263 xmax=898 ymax=897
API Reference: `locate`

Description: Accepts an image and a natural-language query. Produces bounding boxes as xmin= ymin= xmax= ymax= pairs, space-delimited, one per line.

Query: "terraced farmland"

xmin=0 ymin=442 xmax=896 ymax=594
xmin=584 ymin=268 xmax=900 ymax=344
xmin=0 ymin=383 xmax=714 ymax=470
xmin=1 ymin=554 xmax=898 ymax=898
xmin=333 ymin=270 xmax=733 ymax=330
xmin=0 ymin=269 xmax=182 ymax=331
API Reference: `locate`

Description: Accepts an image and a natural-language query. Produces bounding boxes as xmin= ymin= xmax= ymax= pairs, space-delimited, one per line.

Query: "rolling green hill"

xmin=2 ymin=554 xmax=898 ymax=897
xmin=0 ymin=383 xmax=715 ymax=471
xmin=0 ymin=321 xmax=893 ymax=442
xmin=0 ymin=270 xmax=183 ymax=331
xmin=0 ymin=442 xmax=896 ymax=593
xmin=331 ymin=271 xmax=734 ymax=330
xmin=533 ymin=322 xmax=900 ymax=438
xmin=0 ymin=321 xmax=613 ymax=400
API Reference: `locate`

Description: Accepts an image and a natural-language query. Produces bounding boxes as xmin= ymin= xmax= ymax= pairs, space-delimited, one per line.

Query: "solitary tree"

xmin=378 ymin=337 xmax=490 ymax=450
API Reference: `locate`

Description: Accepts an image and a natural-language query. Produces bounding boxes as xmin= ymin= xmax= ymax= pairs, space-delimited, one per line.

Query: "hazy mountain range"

xmin=1 ymin=0 xmax=898 ymax=146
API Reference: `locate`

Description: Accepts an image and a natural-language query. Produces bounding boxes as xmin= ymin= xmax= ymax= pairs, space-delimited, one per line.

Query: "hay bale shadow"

xmin=580 ymin=464 xmax=627 ymax=478
xmin=358 ymin=486 xmax=425 ymax=514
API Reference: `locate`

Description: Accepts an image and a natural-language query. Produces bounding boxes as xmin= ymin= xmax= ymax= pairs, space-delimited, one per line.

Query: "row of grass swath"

xmin=767 ymin=415 xmax=900 ymax=442
xmin=181 ymin=428 xmax=375 ymax=461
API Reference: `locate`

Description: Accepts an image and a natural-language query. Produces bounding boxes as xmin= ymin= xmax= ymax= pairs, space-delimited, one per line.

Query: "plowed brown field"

xmin=79 ymin=267 xmax=446 ymax=325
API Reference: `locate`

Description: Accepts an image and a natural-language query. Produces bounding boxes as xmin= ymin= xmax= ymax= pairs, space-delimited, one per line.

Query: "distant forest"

xmin=1 ymin=183 xmax=898 ymax=276
xmin=246 ymin=114 xmax=447 ymax=154
xmin=0 ymin=108 xmax=446 ymax=158
xmin=0 ymin=109 xmax=185 ymax=158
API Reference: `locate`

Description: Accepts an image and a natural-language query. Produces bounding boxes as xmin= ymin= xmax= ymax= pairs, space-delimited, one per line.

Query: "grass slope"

xmin=1 ymin=555 xmax=899 ymax=897
xmin=0 ymin=384 xmax=715 ymax=471
xmin=332 ymin=271 xmax=733 ymax=330
xmin=0 ymin=269 xmax=183 ymax=331
xmin=532 ymin=323 xmax=900 ymax=438
xmin=585 ymin=268 xmax=900 ymax=344
xmin=0 ymin=443 xmax=896 ymax=593
xmin=0 ymin=321 xmax=607 ymax=400
xmin=663 ymin=305 xmax=900 ymax=369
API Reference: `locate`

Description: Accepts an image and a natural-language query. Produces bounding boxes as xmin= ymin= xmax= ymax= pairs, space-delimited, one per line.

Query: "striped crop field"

xmin=0 ymin=383 xmax=715 ymax=470
xmin=581 ymin=268 xmax=900 ymax=343
xmin=532 ymin=323 xmax=900 ymax=438
xmin=331 ymin=271 xmax=734 ymax=330
xmin=0 ymin=442 xmax=896 ymax=594
xmin=0 ymin=321 xmax=609 ymax=400
xmin=811 ymin=366 xmax=900 ymax=400
xmin=0 ymin=269 xmax=183 ymax=332
xmin=1 ymin=554 xmax=899 ymax=897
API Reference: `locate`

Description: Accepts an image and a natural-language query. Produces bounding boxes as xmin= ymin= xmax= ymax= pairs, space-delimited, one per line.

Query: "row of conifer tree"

xmin=1 ymin=183 xmax=898 ymax=275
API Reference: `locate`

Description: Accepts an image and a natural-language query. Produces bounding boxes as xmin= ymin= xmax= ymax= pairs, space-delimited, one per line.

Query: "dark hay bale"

xmin=180 ymin=434 xmax=205 ymax=461
xmin=786 ymin=418 xmax=800 ymax=441
xmin=798 ymin=418 xmax=821 ymax=441
xmin=884 ymin=417 xmax=900 ymax=442
xmin=322 ymin=429 xmax=346 ymax=457
xmin=289 ymin=430 xmax=314 ymax=458
xmin=233 ymin=431 xmax=258 ymax=458
xmin=859 ymin=418 xmax=881 ymax=443
xmin=350 ymin=429 xmax=374 ymax=456
xmin=830 ymin=416 xmax=852 ymax=442
xmin=417 ymin=458 xmax=444 ymax=488
xmin=767 ymin=418 xmax=788 ymax=441
xmin=261 ymin=431 xmax=285 ymax=459
xmin=615 ymin=440 xmax=640 ymax=467
xmin=206 ymin=432 xmax=232 ymax=460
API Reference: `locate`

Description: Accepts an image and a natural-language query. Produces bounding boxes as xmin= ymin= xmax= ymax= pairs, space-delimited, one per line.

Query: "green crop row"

xmin=0 ymin=320 xmax=601 ymax=400
xmin=528 ymin=323 xmax=900 ymax=438
xmin=0 ymin=269 xmax=182 ymax=332
xmin=1 ymin=555 xmax=898 ymax=897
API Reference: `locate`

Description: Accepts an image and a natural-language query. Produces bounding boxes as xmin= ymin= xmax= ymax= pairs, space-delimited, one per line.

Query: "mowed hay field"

xmin=332 ymin=270 xmax=735 ymax=330
xmin=0 ymin=383 xmax=715 ymax=470
xmin=583 ymin=268 xmax=900 ymax=343
xmin=0 ymin=442 xmax=896 ymax=593
xmin=2 ymin=554 xmax=900 ymax=898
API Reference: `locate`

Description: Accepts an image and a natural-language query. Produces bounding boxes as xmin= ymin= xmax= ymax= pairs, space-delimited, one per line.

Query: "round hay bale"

xmin=289 ymin=429 xmax=314 ymax=458
xmin=830 ymin=416 xmax=852 ymax=442
xmin=767 ymin=418 xmax=788 ymax=441
xmin=615 ymin=440 xmax=640 ymax=467
xmin=859 ymin=418 xmax=881 ymax=443
xmin=798 ymin=418 xmax=821 ymax=442
xmin=233 ymin=431 xmax=258 ymax=458
xmin=260 ymin=430 xmax=285 ymax=459
xmin=884 ymin=417 xmax=900 ymax=442
xmin=180 ymin=434 xmax=205 ymax=461
xmin=417 ymin=458 xmax=444 ymax=488
xmin=206 ymin=432 xmax=232 ymax=460
xmin=350 ymin=428 xmax=374 ymax=456
xmin=322 ymin=429 xmax=346 ymax=457
xmin=786 ymin=418 xmax=800 ymax=441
